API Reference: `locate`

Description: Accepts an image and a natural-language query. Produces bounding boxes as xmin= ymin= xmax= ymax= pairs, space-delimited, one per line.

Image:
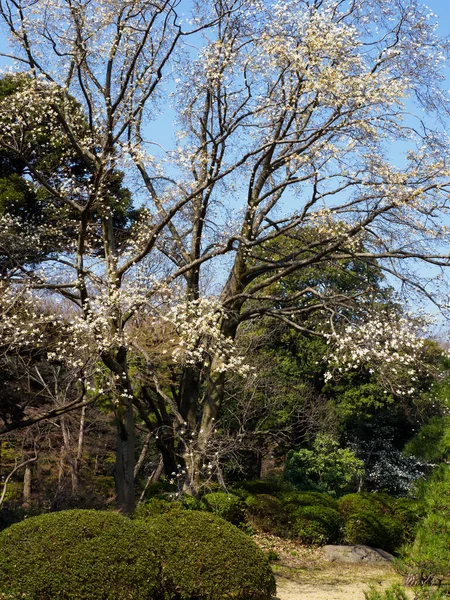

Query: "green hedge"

xmin=245 ymin=493 xmax=288 ymax=535
xmin=202 ymin=492 xmax=245 ymax=524
xmin=294 ymin=505 xmax=342 ymax=546
xmin=280 ymin=491 xmax=338 ymax=513
xmin=146 ymin=510 xmax=276 ymax=600
xmin=392 ymin=498 xmax=424 ymax=543
xmin=338 ymin=492 xmax=395 ymax=520
xmin=0 ymin=510 xmax=160 ymax=599
xmin=232 ymin=480 xmax=284 ymax=498
xmin=343 ymin=510 xmax=403 ymax=553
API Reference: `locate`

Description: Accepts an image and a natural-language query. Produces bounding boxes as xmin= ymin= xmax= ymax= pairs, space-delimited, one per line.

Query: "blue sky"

xmin=428 ymin=0 xmax=450 ymax=34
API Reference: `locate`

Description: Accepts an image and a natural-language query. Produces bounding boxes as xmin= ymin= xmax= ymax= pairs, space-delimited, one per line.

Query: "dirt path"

xmin=254 ymin=534 xmax=407 ymax=600
xmin=275 ymin=572 xmax=397 ymax=600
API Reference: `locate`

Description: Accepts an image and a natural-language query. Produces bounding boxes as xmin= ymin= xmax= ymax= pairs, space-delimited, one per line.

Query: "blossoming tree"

xmin=1 ymin=0 xmax=450 ymax=511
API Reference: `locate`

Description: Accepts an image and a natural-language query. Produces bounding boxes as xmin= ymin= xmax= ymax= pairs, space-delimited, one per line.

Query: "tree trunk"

xmin=61 ymin=415 xmax=79 ymax=492
xmin=138 ymin=456 xmax=164 ymax=504
xmin=134 ymin=432 xmax=151 ymax=480
xmin=75 ymin=404 xmax=86 ymax=480
xmin=22 ymin=465 xmax=32 ymax=507
xmin=114 ymin=395 xmax=136 ymax=514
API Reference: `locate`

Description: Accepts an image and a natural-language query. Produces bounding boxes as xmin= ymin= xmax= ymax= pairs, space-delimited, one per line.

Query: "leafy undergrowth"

xmin=253 ymin=534 xmax=410 ymax=600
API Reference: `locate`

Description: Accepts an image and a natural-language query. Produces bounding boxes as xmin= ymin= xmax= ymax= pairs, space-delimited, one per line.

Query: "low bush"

xmin=280 ymin=490 xmax=338 ymax=513
xmin=395 ymin=467 xmax=450 ymax=588
xmin=146 ymin=510 xmax=276 ymax=600
xmin=397 ymin=513 xmax=450 ymax=587
xmin=392 ymin=498 xmax=424 ymax=543
xmin=338 ymin=492 xmax=395 ymax=520
xmin=202 ymin=491 xmax=245 ymax=524
xmin=232 ymin=479 xmax=285 ymax=498
xmin=0 ymin=509 xmax=160 ymax=599
xmin=294 ymin=505 xmax=342 ymax=546
xmin=343 ymin=510 xmax=403 ymax=553
xmin=245 ymin=493 xmax=288 ymax=535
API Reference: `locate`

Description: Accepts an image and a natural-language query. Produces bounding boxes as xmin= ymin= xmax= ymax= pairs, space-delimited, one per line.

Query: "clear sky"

xmin=428 ymin=0 xmax=450 ymax=34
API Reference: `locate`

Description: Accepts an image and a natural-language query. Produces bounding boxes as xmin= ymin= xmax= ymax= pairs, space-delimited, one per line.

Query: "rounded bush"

xmin=146 ymin=510 xmax=276 ymax=600
xmin=202 ymin=492 xmax=246 ymax=524
xmin=232 ymin=479 xmax=283 ymax=498
xmin=393 ymin=498 xmax=424 ymax=543
xmin=343 ymin=510 xmax=403 ymax=553
xmin=338 ymin=492 xmax=395 ymax=520
xmin=294 ymin=505 xmax=342 ymax=546
xmin=280 ymin=491 xmax=338 ymax=513
xmin=245 ymin=493 xmax=287 ymax=534
xmin=0 ymin=509 xmax=160 ymax=599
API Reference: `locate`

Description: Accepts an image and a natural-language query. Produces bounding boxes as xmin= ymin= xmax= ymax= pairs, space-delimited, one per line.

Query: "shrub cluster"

xmin=338 ymin=492 xmax=421 ymax=553
xmin=202 ymin=491 xmax=245 ymax=524
xmin=230 ymin=483 xmax=415 ymax=552
xmin=293 ymin=505 xmax=342 ymax=546
xmin=245 ymin=493 xmax=289 ymax=535
xmin=397 ymin=466 xmax=450 ymax=587
xmin=0 ymin=509 xmax=275 ymax=600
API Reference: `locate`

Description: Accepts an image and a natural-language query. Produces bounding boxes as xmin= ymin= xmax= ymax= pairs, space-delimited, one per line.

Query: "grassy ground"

xmin=253 ymin=534 xmax=411 ymax=600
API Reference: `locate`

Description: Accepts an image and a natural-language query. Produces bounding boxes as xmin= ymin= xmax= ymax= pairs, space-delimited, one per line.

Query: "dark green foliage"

xmin=404 ymin=416 xmax=450 ymax=463
xmin=202 ymin=492 xmax=246 ymax=524
xmin=397 ymin=466 xmax=450 ymax=587
xmin=245 ymin=493 xmax=288 ymax=535
xmin=338 ymin=492 xmax=421 ymax=553
xmin=133 ymin=494 xmax=204 ymax=520
xmin=284 ymin=434 xmax=364 ymax=495
xmin=232 ymin=479 xmax=285 ymax=498
xmin=393 ymin=498 xmax=424 ymax=543
xmin=343 ymin=511 xmax=403 ymax=553
xmin=294 ymin=505 xmax=342 ymax=546
xmin=145 ymin=480 xmax=178 ymax=498
xmin=338 ymin=492 xmax=395 ymax=520
xmin=146 ymin=510 xmax=276 ymax=600
xmin=0 ymin=510 xmax=160 ymax=599
xmin=280 ymin=490 xmax=338 ymax=513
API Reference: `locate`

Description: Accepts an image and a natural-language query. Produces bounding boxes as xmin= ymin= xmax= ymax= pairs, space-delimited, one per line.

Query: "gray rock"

xmin=323 ymin=544 xmax=394 ymax=564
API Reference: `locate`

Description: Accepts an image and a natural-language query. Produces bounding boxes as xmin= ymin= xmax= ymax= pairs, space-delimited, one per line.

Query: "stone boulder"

xmin=323 ymin=544 xmax=394 ymax=564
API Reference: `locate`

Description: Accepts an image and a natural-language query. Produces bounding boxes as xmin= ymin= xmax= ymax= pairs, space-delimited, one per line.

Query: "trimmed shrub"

xmin=343 ymin=510 xmax=403 ymax=553
xmin=280 ymin=490 xmax=338 ymax=513
xmin=338 ymin=492 xmax=395 ymax=520
xmin=202 ymin=492 xmax=245 ymax=524
xmin=245 ymin=493 xmax=288 ymax=535
xmin=0 ymin=509 xmax=160 ymax=599
xmin=146 ymin=511 xmax=276 ymax=600
xmin=232 ymin=479 xmax=284 ymax=498
xmin=294 ymin=505 xmax=342 ymax=546
xmin=392 ymin=498 xmax=424 ymax=543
